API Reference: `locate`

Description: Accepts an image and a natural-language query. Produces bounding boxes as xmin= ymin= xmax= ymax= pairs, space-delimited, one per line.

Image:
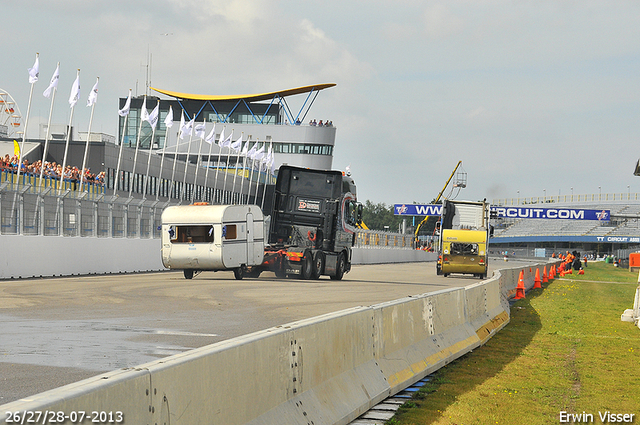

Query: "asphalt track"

xmin=0 ymin=259 xmax=529 ymax=405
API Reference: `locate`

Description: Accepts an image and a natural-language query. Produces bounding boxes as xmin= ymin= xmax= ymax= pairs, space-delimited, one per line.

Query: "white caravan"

xmin=161 ymin=204 xmax=264 ymax=279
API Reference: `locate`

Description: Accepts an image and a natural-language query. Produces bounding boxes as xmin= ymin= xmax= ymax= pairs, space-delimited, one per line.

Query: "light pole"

xmin=517 ymin=190 xmax=520 ymax=205
xmin=543 ymin=189 xmax=546 ymax=201
xmin=599 ymin=186 xmax=601 ymax=200
xmin=628 ymin=185 xmax=630 ymax=198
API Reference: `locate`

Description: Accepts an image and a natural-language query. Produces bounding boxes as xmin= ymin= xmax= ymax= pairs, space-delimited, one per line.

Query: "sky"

xmin=3 ymin=0 xmax=640 ymax=206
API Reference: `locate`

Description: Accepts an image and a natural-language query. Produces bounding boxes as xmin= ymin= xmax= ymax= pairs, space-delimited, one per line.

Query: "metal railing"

xmin=1 ymin=176 xmax=164 ymax=239
xmin=2 ymin=171 xmax=418 ymax=248
xmin=493 ymin=192 xmax=640 ymax=206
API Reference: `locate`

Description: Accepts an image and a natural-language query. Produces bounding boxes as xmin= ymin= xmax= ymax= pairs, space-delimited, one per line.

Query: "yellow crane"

xmin=414 ymin=161 xmax=465 ymax=242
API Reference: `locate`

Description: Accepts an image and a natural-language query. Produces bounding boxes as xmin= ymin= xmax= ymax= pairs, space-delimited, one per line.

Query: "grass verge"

xmin=387 ymin=261 xmax=640 ymax=425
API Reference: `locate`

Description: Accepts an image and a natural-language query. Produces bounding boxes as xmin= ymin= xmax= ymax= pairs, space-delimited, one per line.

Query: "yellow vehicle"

xmin=438 ymin=199 xmax=490 ymax=279
xmin=440 ymin=229 xmax=487 ymax=278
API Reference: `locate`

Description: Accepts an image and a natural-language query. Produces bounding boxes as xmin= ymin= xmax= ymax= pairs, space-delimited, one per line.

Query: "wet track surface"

xmin=0 ymin=259 xmax=530 ymax=404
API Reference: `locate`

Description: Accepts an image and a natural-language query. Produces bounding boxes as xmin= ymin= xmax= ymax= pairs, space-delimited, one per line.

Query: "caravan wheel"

xmin=233 ymin=267 xmax=244 ymax=280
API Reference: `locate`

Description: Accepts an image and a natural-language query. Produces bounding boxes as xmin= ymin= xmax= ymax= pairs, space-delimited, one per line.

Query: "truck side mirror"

xmin=356 ymin=203 xmax=364 ymax=224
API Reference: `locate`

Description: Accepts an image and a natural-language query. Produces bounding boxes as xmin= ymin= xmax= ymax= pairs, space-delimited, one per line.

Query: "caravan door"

xmin=247 ymin=212 xmax=255 ymax=263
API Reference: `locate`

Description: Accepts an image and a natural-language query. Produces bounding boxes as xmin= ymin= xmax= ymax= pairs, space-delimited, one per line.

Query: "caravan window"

xmin=450 ymin=242 xmax=479 ymax=255
xmin=170 ymin=225 xmax=214 ymax=243
xmin=223 ymin=225 xmax=237 ymax=240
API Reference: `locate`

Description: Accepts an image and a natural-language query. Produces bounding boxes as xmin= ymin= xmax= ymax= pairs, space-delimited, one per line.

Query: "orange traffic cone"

xmin=560 ymin=270 xmax=565 ymax=277
xmin=514 ymin=270 xmax=526 ymax=300
xmin=565 ymin=268 xmax=573 ymax=275
xmin=543 ymin=266 xmax=548 ymax=283
xmin=534 ymin=268 xmax=542 ymax=289
xmin=578 ymin=268 xmax=584 ymax=275
xmin=551 ymin=265 xmax=556 ymax=279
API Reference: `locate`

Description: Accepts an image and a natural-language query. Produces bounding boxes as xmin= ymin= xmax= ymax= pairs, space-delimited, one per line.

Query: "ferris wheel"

xmin=0 ymin=88 xmax=23 ymax=139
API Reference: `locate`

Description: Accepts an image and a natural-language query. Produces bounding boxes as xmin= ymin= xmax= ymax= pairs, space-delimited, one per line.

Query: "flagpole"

xmin=247 ymin=142 xmax=257 ymax=204
xmin=79 ymin=77 xmax=99 ymax=193
xmin=212 ymin=126 xmax=225 ymax=204
xmin=222 ymin=130 xmax=233 ymax=204
xmin=192 ymin=119 xmax=206 ymax=202
xmin=203 ymin=124 xmax=216 ymax=203
xmin=181 ymin=122 xmax=195 ymax=203
xmin=60 ymin=69 xmax=80 ymax=196
xmin=169 ymin=111 xmax=185 ymax=201
xmin=129 ymin=95 xmax=147 ymax=198
xmin=142 ymin=100 xmax=160 ymax=199
xmin=238 ymin=139 xmax=248 ymax=204
xmin=39 ymin=62 xmax=59 ymax=187
xmin=261 ymin=141 xmax=273 ymax=210
xmin=168 ymin=136 xmax=180 ymax=201
xmin=156 ymin=105 xmax=173 ymax=200
xmin=114 ymin=89 xmax=132 ymax=197
xmin=17 ymin=52 xmax=38 ymax=189
xmin=231 ymin=132 xmax=243 ymax=204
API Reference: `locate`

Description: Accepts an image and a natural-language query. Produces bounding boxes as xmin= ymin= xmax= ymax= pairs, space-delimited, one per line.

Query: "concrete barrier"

xmin=352 ymin=247 xmax=437 ymax=264
xmin=0 ymin=235 xmax=163 ymax=279
xmin=0 ymin=236 xmax=434 ymax=279
xmin=0 ymin=261 xmax=557 ymax=425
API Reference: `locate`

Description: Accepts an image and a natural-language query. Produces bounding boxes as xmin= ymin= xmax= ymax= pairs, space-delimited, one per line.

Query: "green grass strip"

xmin=387 ymin=261 xmax=640 ymax=425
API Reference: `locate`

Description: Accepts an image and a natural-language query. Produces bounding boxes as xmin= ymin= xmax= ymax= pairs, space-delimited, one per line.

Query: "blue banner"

xmin=394 ymin=204 xmax=442 ymax=216
xmin=492 ymin=206 xmax=610 ymax=221
xmin=394 ymin=204 xmax=610 ymax=221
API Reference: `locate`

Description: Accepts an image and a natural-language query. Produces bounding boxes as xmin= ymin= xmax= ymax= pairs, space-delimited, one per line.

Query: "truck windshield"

xmin=450 ymin=242 xmax=479 ymax=255
xmin=290 ymin=171 xmax=335 ymax=198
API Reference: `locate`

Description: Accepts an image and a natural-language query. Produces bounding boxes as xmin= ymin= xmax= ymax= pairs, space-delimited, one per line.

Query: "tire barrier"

xmin=0 ymin=261 xmax=558 ymax=425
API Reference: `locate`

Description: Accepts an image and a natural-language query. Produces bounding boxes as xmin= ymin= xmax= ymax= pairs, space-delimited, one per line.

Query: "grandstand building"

xmin=1 ymin=83 xmax=338 ymax=205
xmin=490 ymin=194 xmax=640 ymax=256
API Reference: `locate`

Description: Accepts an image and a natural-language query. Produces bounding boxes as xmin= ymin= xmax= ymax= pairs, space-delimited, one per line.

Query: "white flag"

xmin=180 ymin=117 xmax=193 ymax=139
xmin=178 ymin=112 xmax=185 ymax=138
xmin=68 ymin=73 xmax=80 ymax=108
xmin=204 ymin=123 xmax=216 ymax=144
xmin=118 ymin=90 xmax=132 ymax=117
xmin=164 ymin=105 xmax=174 ymax=128
xmin=218 ymin=127 xmax=225 ymax=146
xmin=147 ymin=102 xmax=160 ymax=129
xmin=254 ymin=145 xmax=264 ymax=160
xmin=194 ymin=122 xmax=206 ymax=139
xmin=140 ymin=97 xmax=149 ymax=122
xmin=247 ymin=143 xmax=257 ymax=159
xmin=87 ymin=78 xmax=99 ymax=107
xmin=230 ymin=133 xmax=243 ymax=151
xmin=43 ymin=63 xmax=60 ymax=98
xmin=241 ymin=140 xmax=249 ymax=155
xmin=220 ymin=130 xmax=233 ymax=148
xmin=254 ymin=144 xmax=265 ymax=161
xmin=28 ymin=54 xmax=39 ymax=84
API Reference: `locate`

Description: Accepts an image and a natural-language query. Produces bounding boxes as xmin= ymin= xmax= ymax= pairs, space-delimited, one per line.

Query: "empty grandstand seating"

xmin=492 ymin=201 xmax=640 ymax=238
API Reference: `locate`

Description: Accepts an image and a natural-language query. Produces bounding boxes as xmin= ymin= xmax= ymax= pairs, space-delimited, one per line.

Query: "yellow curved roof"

xmin=150 ymin=83 xmax=336 ymax=102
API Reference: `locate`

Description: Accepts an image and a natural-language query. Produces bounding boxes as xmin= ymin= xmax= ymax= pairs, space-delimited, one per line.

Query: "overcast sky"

xmin=3 ymin=0 xmax=640 ymax=205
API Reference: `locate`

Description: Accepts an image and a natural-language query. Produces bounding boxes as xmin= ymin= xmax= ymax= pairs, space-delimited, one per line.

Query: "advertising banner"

xmin=394 ymin=204 xmax=610 ymax=221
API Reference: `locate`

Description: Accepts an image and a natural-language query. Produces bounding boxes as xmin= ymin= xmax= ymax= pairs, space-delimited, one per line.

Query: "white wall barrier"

xmin=351 ymin=247 xmax=437 ymax=264
xmin=0 ymin=235 xmax=163 ymax=279
xmin=0 ymin=236 xmax=432 ymax=279
xmin=1 ymin=262 xmax=557 ymax=425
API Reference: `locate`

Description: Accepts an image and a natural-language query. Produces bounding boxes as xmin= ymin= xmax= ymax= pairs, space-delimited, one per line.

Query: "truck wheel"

xmin=313 ymin=251 xmax=325 ymax=279
xmin=184 ymin=269 xmax=194 ymax=279
xmin=233 ymin=267 xmax=244 ymax=280
xmin=331 ymin=253 xmax=345 ymax=281
xmin=302 ymin=252 xmax=314 ymax=280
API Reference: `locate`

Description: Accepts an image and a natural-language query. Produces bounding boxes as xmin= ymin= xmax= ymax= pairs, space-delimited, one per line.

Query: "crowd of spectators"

xmin=284 ymin=118 xmax=334 ymax=126
xmin=308 ymin=119 xmax=333 ymax=127
xmin=0 ymin=154 xmax=105 ymax=186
